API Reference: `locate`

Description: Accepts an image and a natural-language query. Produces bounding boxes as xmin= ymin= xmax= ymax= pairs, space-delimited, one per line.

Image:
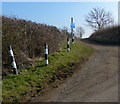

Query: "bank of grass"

xmin=3 ymin=41 xmax=94 ymax=102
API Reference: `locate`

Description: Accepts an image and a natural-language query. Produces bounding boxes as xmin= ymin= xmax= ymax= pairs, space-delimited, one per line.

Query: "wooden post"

xmin=67 ymin=37 xmax=70 ymax=51
xmin=8 ymin=45 xmax=18 ymax=75
xmin=44 ymin=43 xmax=49 ymax=66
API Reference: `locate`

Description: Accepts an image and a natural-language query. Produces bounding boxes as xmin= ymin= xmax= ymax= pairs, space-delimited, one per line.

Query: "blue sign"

xmin=70 ymin=23 xmax=75 ymax=28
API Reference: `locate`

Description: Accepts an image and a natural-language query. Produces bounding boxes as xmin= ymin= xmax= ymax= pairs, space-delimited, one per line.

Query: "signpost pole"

xmin=71 ymin=17 xmax=74 ymax=44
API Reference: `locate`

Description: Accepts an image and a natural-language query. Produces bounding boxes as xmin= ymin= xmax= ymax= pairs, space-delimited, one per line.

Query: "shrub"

xmin=89 ymin=26 xmax=120 ymax=44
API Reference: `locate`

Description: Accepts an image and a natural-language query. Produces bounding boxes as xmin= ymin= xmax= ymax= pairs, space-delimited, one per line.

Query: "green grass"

xmin=3 ymin=41 xmax=94 ymax=102
xmin=0 ymin=82 xmax=2 ymax=102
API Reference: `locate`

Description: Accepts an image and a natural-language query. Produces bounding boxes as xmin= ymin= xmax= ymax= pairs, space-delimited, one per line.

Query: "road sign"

xmin=70 ymin=23 xmax=75 ymax=28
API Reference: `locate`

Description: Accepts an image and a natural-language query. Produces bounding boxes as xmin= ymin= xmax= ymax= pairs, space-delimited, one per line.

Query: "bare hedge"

xmin=2 ymin=16 xmax=67 ymax=75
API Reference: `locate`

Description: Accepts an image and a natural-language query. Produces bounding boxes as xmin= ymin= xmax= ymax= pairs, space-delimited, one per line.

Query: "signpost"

xmin=70 ymin=23 xmax=75 ymax=28
xmin=70 ymin=17 xmax=75 ymax=44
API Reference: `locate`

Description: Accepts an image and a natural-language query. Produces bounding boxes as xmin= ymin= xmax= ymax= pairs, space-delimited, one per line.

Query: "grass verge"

xmin=3 ymin=41 xmax=94 ymax=102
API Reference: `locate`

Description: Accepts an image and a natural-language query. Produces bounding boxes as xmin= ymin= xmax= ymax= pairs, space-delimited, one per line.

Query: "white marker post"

xmin=8 ymin=45 xmax=18 ymax=75
xmin=44 ymin=43 xmax=49 ymax=66
xmin=67 ymin=37 xmax=70 ymax=51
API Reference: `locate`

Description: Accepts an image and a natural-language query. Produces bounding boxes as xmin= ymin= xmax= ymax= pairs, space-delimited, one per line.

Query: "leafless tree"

xmin=85 ymin=8 xmax=114 ymax=31
xmin=60 ymin=26 xmax=70 ymax=36
xmin=76 ymin=26 xmax=85 ymax=39
xmin=61 ymin=26 xmax=69 ymax=33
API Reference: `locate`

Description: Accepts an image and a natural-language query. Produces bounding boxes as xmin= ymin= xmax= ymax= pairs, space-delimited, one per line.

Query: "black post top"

xmin=8 ymin=45 xmax=12 ymax=50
